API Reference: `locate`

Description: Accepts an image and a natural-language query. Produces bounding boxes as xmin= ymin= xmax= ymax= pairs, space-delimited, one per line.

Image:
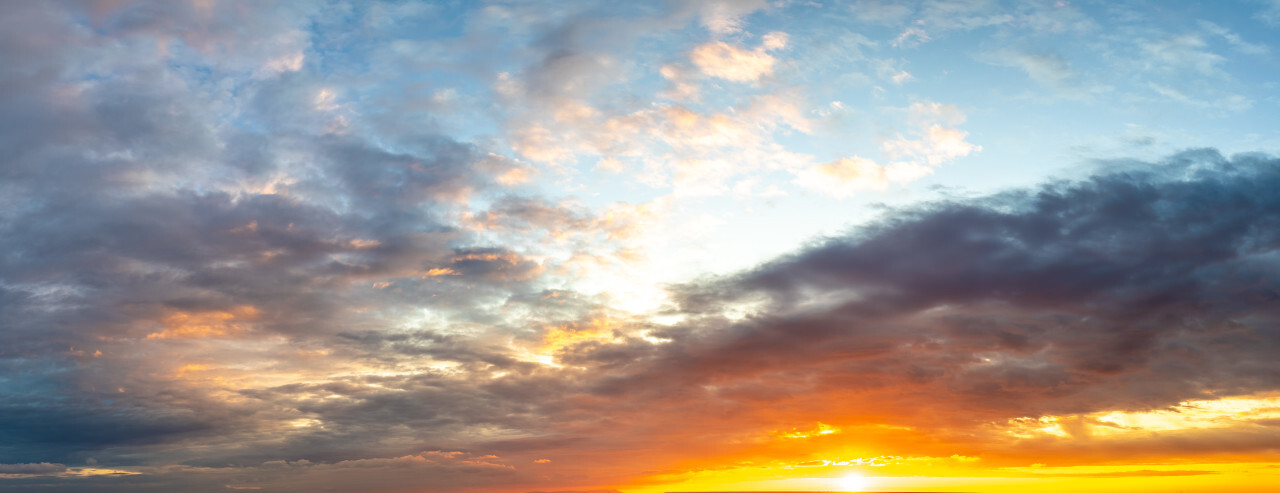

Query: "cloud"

xmin=883 ymin=123 xmax=981 ymax=165
xmin=510 ymin=151 xmax=1280 ymax=476
xmin=693 ymin=0 xmax=769 ymax=35
xmin=483 ymin=2 xmax=799 ymax=183
xmin=0 ymin=463 xmax=67 ymax=475
xmin=850 ymin=0 xmax=913 ymax=24
xmin=882 ymin=102 xmax=981 ymax=165
xmin=663 ymin=150 xmax=1280 ymax=428
xmin=1046 ymin=469 xmax=1219 ymax=478
xmin=0 ymin=0 xmax=571 ymax=477
xmin=444 ymin=150 xmax=1280 ymax=482
xmin=914 ymin=0 xmax=1015 ymax=32
xmin=438 ymin=247 xmax=545 ymax=283
xmin=795 ymin=157 xmax=891 ymax=195
xmin=893 ymin=26 xmax=931 ymax=48
xmin=1256 ymin=0 xmax=1280 ymax=26
xmin=978 ymin=49 xmax=1115 ymax=101
xmin=998 ymin=52 xmax=1073 ymax=86
xmin=859 ymin=0 xmax=1093 ymax=44
xmin=1139 ymin=35 xmax=1226 ymax=76
xmin=1147 ymin=83 xmax=1253 ymax=112
xmin=689 ymin=33 xmax=787 ymax=82
xmin=795 ymin=101 xmax=980 ymax=197
xmin=1199 ymin=21 xmax=1269 ymax=55
xmin=2 ymin=1 xmax=1277 ymax=492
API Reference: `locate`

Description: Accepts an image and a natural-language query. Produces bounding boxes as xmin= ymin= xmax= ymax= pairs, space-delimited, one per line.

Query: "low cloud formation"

xmin=529 ymin=149 xmax=1280 ymax=481
xmin=0 ymin=463 xmax=67 ymax=476
xmin=657 ymin=150 xmax=1280 ymax=428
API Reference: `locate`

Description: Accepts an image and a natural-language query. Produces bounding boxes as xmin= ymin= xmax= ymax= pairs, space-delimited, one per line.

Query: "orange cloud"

xmin=145 ymin=306 xmax=259 ymax=340
xmin=540 ymin=317 xmax=622 ymax=356
xmin=796 ymin=156 xmax=890 ymax=194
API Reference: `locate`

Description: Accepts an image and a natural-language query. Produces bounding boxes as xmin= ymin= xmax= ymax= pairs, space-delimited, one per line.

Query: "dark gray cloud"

xmin=14 ymin=142 xmax=1277 ymax=488
xmin=0 ymin=463 xmax=67 ymax=475
xmin=0 ymin=0 xmax=553 ymax=479
xmin=633 ymin=149 xmax=1280 ymax=421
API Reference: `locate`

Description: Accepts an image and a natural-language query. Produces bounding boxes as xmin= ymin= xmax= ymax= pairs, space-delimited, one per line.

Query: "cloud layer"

xmin=3 ymin=1 xmax=1280 ymax=492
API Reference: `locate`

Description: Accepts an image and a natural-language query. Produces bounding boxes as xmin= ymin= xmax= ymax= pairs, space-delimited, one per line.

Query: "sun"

xmin=836 ymin=472 xmax=870 ymax=492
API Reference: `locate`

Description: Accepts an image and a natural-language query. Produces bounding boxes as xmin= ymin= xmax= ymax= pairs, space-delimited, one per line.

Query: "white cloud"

xmin=795 ymin=156 xmax=890 ymax=196
xmin=882 ymin=124 xmax=981 ymax=165
xmin=1148 ymin=83 xmax=1253 ymax=112
xmin=893 ymin=26 xmax=931 ymax=48
xmin=262 ymin=51 xmax=305 ymax=75
xmin=760 ymin=31 xmax=789 ymax=50
xmin=1140 ymin=35 xmax=1226 ymax=75
xmin=510 ymin=124 xmax=576 ymax=165
xmin=905 ymin=101 xmax=967 ymax=127
xmin=795 ymin=101 xmax=981 ymax=197
xmin=1005 ymin=52 xmax=1074 ymax=87
xmin=1199 ymin=21 xmax=1269 ymax=55
xmin=689 ymin=33 xmax=788 ymax=82
xmin=659 ymin=63 xmax=702 ymax=101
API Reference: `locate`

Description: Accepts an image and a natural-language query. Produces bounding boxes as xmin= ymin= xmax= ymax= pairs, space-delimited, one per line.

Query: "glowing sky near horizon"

xmin=3 ymin=1 xmax=1280 ymax=492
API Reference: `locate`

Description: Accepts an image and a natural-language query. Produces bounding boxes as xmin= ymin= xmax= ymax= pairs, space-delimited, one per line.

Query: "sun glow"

xmin=837 ymin=472 xmax=869 ymax=492
xmin=1001 ymin=393 xmax=1280 ymax=439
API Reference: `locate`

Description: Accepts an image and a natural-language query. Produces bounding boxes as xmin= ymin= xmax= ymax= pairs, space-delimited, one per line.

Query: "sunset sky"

xmin=3 ymin=1 xmax=1280 ymax=492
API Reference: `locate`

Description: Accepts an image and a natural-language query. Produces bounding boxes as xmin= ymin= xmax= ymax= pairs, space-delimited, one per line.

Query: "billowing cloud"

xmin=661 ymin=149 xmax=1280 ymax=433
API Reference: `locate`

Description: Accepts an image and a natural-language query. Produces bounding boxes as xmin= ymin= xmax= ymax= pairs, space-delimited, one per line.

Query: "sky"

xmin=2 ymin=1 xmax=1280 ymax=492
